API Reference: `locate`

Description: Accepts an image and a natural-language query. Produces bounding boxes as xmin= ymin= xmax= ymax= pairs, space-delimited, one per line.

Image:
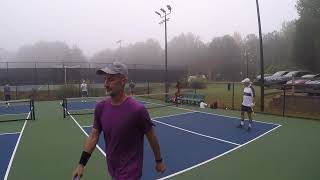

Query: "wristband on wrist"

xmin=155 ymin=158 xmax=163 ymax=163
xmin=79 ymin=151 xmax=91 ymax=166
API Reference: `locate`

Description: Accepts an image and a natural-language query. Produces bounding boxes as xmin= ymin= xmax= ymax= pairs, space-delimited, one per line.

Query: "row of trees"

xmin=294 ymin=0 xmax=320 ymax=72
xmin=0 ymin=28 xmax=295 ymax=81
xmin=0 ymin=0 xmax=319 ymax=80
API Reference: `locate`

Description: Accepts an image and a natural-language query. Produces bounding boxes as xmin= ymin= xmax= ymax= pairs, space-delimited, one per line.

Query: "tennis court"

xmin=1 ymin=96 xmax=320 ymax=180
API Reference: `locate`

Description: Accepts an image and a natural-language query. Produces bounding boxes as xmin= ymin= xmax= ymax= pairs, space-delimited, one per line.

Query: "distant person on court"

xmin=129 ymin=80 xmax=135 ymax=95
xmin=80 ymin=80 xmax=88 ymax=102
xmin=199 ymin=101 xmax=208 ymax=109
xmin=173 ymin=81 xmax=182 ymax=103
xmin=72 ymin=61 xmax=166 ymax=180
xmin=4 ymin=84 xmax=11 ymax=107
xmin=238 ymin=78 xmax=255 ymax=131
xmin=175 ymin=81 xmax=181 ymax=96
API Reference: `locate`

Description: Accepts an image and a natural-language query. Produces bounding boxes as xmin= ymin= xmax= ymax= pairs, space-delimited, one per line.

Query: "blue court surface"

xmin=81 ymin=111 xmax=280 ymax=180
xmin=66 ymin=101 xmax=97 ymax=111
xmin=66 ymin=99 xmax=166 ymax=112
xmin=0 ymin=133 xmax=20 ymax=180
xmin=0 ymin=105 xmax=30 ymax=116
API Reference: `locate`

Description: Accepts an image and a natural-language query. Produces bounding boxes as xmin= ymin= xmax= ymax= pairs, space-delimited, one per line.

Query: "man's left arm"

xmin=146 ymin=128 xmax=166 ymax=174
xmin=146 ymin=128 xmax=162 ymax=160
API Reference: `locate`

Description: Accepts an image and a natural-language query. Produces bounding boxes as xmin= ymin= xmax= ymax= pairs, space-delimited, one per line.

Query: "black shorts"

xmin=5 ymin=95 xmax=11 ymax=101
xmin=81 ymin=91 xmax=88 ymax=96
xmin=241 ymin=105 xmax=253 ymax=113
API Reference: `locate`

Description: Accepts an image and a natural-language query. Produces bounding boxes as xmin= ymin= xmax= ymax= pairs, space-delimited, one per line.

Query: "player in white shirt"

xmin=238 ymin=78 xmax=255 ymax=131
xmin=199 ymin=101 xmax=208 ymax=108
xmin=80 ymin=80 xmax=88 ymax=102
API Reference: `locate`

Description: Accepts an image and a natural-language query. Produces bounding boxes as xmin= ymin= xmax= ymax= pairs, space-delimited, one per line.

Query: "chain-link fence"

xmin=190 ymin=82 xmax=320 ymax=120
xmin=0 ymin=62 xmax=188 ymax=85
xmin=0 ymin=61 xmax=188 ymax=100
xmin=1 ymin=61 xmax=318 ymax=120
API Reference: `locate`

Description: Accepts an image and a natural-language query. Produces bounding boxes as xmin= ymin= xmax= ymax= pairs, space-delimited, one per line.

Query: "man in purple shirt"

xmin=72 ymin=62 xmax=166 ymax=180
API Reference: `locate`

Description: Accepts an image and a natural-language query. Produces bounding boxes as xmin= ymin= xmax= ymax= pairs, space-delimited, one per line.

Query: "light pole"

xmin=116 ymin=40 xmax=122 ymax=49
xmin=244 ymin=49 xmax=249 ymax=78
xmin=63 ymin=65 xmax=80 ymax=84
xmin=155 ymin=5 xmax=172 ymax=100
xmin=116 ymin=40 xmax=122 ymax=61
xmin=256 ymin=0 xmax=265 ymax=112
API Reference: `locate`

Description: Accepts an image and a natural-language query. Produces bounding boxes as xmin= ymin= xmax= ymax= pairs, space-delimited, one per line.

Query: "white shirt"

xmin=242 ymin=86 xmax=255 ymax=107
xmin=80 ymin=83 xmax=88 ymax=92
xmin=200 ymin=102 xmax=207 ymax=108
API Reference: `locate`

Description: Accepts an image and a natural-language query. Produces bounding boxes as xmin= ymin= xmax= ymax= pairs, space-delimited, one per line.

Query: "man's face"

xmin=104 ymin=74 xmax=127 ymax=97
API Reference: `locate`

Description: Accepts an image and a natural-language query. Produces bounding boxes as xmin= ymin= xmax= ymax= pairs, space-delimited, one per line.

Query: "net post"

xmin=29 ymin=99 xmax=32 ymax=120
xmin=283 ymin=85 xmax=286 ymax=117
xmin=29 ymin=99 xmax=35 ymax=120
xmin=63 ymin=98 xmax=67 ymax=118
xmin=15 ymin=86 xmax=18 ymax=100
xmin=63 ymin=98 xmax=66 ymax=118
xmin=32 ymin=99 xmax=35 ymax=120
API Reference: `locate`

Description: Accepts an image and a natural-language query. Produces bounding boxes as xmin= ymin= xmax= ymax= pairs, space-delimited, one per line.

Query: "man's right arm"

xmin=83 ymin=128 xmax=100 ymax=153
xmin=72 ymin=128 xmax=100 ymax=180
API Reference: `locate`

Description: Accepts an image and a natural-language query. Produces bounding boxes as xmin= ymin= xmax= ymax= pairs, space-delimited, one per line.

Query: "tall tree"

xmin=294 ymin=0 xmax=320 ymax=72
xmin=208 ymin=35 xmax=242 ymax=81
xmin=168 ymin=33 xmax=206 ymax=72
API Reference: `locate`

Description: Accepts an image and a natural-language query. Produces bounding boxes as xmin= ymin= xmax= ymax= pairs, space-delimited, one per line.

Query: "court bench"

xmin=177 ymin=93 xmax=205 ymax=105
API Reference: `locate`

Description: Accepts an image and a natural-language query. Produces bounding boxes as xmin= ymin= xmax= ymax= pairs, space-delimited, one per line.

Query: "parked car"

xmin=265 ymin=71 xmax=310 ymax=88
xmin=286 ymin=74 xmax=320 ymax=85
xmin=304 ymin=79 xmax=320 ymax=95
xmin=253 ymin=71 xmax=289 ymax=86
xmin=285 ymin=74 xmax=320 ymax=93
xmin=255 ymin=73 xmax=273 ymax=81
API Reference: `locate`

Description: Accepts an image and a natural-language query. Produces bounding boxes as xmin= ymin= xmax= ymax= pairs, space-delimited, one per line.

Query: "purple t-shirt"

xmin=93 ymin=96 xmax=154 ymax=180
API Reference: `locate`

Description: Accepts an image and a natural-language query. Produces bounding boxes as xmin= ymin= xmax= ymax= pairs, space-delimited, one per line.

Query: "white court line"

xmin=158 ymin=124 xmax=282 ymax=180
xmin=152 ymin=111 xmax=196 ymax=120
xmin=68 ymin=105 xmax=281 ymax=180
xmin=0 ymin=132 xmax=21 ymax=136
xmin=66 ymin=109 xmax=106 ymax=157
xmin=153 ymin=112 xmax=241 ymax=146
xmin=153 ymin=120 xmax=240 ymax=146
xmin=78 ymin=112 xmax=196 ymax=129
xmin=81 ymin=125 xmax=92 ymax=128
xmin=139 ymin=100 xmax=281 ymax=126
xmin=68 ymin=108 xmax=94 ymax=112
xmin=4 ymin=111 xmax=31 ymax=180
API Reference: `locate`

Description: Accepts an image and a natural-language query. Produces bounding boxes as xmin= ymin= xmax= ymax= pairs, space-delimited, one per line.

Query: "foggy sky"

xmin=0 ymin=0 xmax=298 ymax=56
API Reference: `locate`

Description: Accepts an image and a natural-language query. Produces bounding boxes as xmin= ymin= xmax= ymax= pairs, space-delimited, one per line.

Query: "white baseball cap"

xmin=241 ymin=78 xmax=251 ymax=83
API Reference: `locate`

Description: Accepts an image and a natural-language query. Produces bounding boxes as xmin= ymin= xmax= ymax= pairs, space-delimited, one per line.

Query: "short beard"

xmin=106 ymin=86 xmax=122 ymax=97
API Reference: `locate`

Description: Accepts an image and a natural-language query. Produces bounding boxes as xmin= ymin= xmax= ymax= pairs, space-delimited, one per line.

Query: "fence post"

xmin=283 ymin=85 xmax=286 ymax=116
xmin=47 ymin=83 xmax=50 ymax=97
xmin=78 ymin=83 xmax=81 ymax=97
xmin=34 ymin=62 xmax=37 ymax=85
xmin=232 ymin=83 xmax=235 ymax=110
xmin=6 ymin=62 xmax=9 ymax=83
xmin=15 ymin=85 xmax=18 ymax=100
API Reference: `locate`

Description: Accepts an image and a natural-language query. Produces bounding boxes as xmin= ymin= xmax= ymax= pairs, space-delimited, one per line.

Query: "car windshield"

xmin=301 ymin=75 xmax=315 ymax=78
xmin=273 ymin=71 xmax=287 ymax=76
xmin=284 ymin=71 xmax=298 ymax=77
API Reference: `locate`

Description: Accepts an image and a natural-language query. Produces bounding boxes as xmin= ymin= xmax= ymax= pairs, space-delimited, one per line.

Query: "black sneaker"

xmin=237 ymin=124 xmax=243 ymax=128
xmin=247 ymin=126 xmax=252 ymax=131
